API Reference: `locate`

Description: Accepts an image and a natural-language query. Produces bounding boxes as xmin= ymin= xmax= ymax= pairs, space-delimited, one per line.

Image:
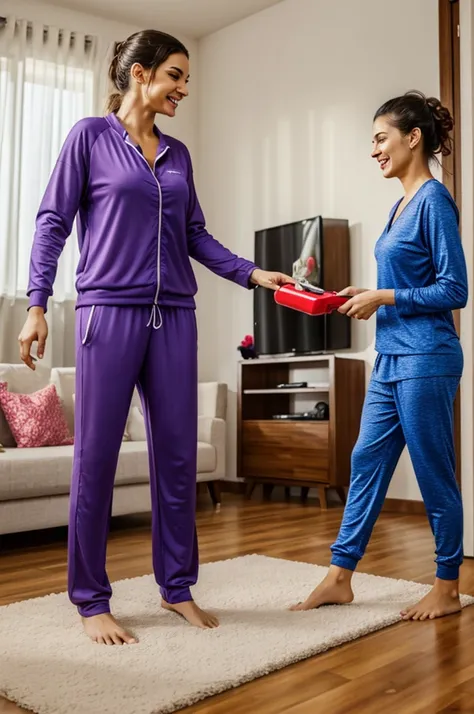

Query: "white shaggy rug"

xmin=1 ymin=554 xmax=473 ymax=714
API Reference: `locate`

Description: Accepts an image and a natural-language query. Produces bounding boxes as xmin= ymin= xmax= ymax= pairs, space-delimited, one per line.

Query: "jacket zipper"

xmin=125 ymin=138 xmax=169 ymax=327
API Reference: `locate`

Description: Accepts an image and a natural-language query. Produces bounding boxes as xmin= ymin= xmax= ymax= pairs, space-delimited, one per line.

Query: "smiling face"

xmin=131 ymin=52 xmax=190 ymax=117
xmin=371 ymin=115 xmax=420 ymax=179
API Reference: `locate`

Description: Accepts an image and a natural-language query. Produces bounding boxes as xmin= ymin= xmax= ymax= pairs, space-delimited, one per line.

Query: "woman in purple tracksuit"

xmin=18 ymin=30 xmax=292 ymax=645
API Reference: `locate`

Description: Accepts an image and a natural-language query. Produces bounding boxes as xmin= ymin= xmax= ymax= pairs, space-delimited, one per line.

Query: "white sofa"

xmin=0 ymin=363 xmax=227 ymax=535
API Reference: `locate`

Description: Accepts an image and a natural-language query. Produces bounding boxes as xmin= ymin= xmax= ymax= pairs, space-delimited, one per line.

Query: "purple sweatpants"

xmin=68 ymin=305 xmax=198 ymax=617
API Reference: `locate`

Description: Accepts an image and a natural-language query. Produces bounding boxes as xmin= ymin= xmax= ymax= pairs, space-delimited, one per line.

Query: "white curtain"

xmin=0 ymin=16 xmax=113 ymax=367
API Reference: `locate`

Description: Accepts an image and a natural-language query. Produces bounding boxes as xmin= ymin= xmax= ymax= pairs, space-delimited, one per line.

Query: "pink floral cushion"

xmin=0 ymin=382 xmax=74 ymax=448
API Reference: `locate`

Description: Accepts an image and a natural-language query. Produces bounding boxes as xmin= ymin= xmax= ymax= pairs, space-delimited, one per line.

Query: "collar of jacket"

xmin=105 ymin=111 xmax=171 ymax=154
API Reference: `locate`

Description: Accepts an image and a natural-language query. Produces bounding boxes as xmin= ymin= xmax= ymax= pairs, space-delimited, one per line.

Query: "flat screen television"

xmin=253 ymin=215 xmax=351 ymax=356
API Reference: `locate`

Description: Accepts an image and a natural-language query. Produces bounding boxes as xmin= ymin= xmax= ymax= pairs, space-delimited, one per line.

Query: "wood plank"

xmin=439 ymin=0 xmax=462 ymax=483
xmin=333 ymin=357 xmax=365 ymax=486
xmin=242 ymin=420 xmax=329 ymax=481
xmin=439 ymin=0 xmax=456 ymax=199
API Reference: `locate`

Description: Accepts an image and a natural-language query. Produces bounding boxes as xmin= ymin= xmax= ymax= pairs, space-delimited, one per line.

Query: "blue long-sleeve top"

xmin=373 ymin=179 xmax=468 ymax=382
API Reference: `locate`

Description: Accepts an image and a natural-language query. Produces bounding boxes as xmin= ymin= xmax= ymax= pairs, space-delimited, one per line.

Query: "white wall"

xmin=195 ymin=0 xmax=440 ymax=496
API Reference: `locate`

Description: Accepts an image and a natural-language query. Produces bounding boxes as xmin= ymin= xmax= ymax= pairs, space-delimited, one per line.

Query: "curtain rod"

xmin=0 ymin=16 xmax=94 ymax=47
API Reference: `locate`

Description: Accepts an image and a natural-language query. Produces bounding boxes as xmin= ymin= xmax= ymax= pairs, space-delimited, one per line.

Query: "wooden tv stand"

xmin=237 ymin=354 xmax=365 ymax=508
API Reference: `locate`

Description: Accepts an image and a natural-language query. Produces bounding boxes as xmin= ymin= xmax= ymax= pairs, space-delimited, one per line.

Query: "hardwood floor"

xmin=1 ymin=489 xmax=474 ymax=713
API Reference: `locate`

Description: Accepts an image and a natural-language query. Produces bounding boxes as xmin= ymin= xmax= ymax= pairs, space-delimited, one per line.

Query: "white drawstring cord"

xmin=147 ymin=304 xmax=163 ymax=330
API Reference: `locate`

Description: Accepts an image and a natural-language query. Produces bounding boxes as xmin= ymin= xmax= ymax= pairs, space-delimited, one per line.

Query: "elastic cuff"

xmin=330 ymin=554 xmax=359 ymax=572
xmin=160 ymin=586 xmax=193 ymax=605
xmin=394 ymin=288 xmax=413 ymax=316
xmin=436 ymin=564 xmax=460 ymax=581
xmin=241 ymin=264 xmax=258 ymax=290
xmin=28 ymin=289 xmax=49 ymax=313
xmin=78 ymin=603 xmax=111 ymax=618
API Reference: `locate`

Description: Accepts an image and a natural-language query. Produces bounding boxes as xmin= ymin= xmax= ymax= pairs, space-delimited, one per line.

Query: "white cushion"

xmin=0 ymin=442 xmax=149 ymax=500
xmin=198 ymin=382 xmax=227 ymax=419
xmin=127 ymin=406 xmax=147 ymax=441
xmin=50 ymin=368 xmax=75 ymax=435
xmin=0 ymin=440 xmax=216 ymax=500
xmin=0 ymin=363 xmax=52 ymax=390
xmin=197 ymin=442 xmax=216 ymax=473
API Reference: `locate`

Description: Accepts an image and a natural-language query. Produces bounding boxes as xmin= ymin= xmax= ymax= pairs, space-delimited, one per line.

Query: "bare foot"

xmin=82 ymin=613 xmax=137 ymax=645
xmin=401 ymin=579 xmax=461 ymax=621
xmin=161 ymin=599 xmax=219 ymax=628
xmin=289 ymin=566 xmax=354 ymax=611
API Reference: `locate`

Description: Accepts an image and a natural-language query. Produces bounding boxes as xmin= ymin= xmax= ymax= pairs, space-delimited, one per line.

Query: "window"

xmin=0 ymin=53 xmax=94 ymax=300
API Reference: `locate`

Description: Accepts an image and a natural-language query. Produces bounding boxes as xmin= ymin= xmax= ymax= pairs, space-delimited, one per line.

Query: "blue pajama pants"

xmin=331 ymin=376 xmax=463 ymax=580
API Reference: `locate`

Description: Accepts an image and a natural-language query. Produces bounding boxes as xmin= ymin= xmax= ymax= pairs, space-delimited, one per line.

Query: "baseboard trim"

xmin=219 ymin=482 xmax=426 ymax=515
xmin=382 ymin=499 xmax=426 ymax=515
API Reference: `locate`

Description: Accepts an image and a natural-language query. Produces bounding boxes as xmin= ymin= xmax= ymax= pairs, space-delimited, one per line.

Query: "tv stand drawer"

xmin=242 ymin=420 xmax=329 ymax=483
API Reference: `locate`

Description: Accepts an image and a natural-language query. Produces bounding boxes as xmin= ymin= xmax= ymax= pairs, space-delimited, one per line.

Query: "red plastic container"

xmin=274 ymin=284 xmax=348 ymax=316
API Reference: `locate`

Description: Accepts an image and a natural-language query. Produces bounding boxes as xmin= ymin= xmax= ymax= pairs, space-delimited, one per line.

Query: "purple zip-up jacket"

xmin=27 ymin=112 xmax=257 ymax=312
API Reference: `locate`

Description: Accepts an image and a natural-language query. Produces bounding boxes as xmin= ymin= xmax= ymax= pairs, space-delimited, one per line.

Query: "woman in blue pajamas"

xmin=291 ymin=91 xmax=468 ymax=620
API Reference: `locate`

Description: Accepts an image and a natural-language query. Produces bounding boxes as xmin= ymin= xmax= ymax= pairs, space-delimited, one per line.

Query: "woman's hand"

xmin=250 ymin=269 xmax=295 ymax=291
xmin=337 ymin=289 xmax=395 ymax=320
xmin=18 ymin=308 xmax=48 ymax=370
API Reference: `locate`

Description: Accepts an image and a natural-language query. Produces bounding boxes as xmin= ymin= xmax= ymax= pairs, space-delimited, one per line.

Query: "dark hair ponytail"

xmin=105 ymin=30 xmax=189 ymax=113
xmin=374 ymin=90 xmax=454 ymax=162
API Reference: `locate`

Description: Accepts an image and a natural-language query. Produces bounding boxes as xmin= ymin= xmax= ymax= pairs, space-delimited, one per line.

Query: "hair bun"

xmin=426 ymin=96 xmax=454 ymax=157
